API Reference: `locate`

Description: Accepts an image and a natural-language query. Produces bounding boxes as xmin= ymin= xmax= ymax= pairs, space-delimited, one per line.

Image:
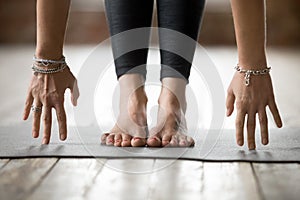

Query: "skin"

xmin=25 ymin=0 xmax=281 ymax=149
xmin=101 ymin=74 xmax=148 ymax=147
xmin=227 ymin=0 xmax=282 ymax=150
xmin=101 ymin=76 xmax=194 ymax=147
xmin=146 ymin=78 xmax=194 ymax=147
xmin=23 ymin=0 xmax=79 ymax=144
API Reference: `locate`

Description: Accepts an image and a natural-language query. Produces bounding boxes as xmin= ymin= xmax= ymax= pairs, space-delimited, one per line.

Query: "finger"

xmin=258 ymin=108 xmax=268 ymax=145
xmin=32 ymin=101 xmax=43 ymax=138
xmin=235 ymin=110 xmax=246 ymax=146
xmin=226 ymin=91 xmax=235 ymax=116
xmin=23 ymin=92 xmax=34 ymax=120
xmin=54 ymin=104 xmax=67 ymax=141
xmin=42 ymin=106 xmax=52 ymax=144
xmin=268 ymin=99 xmax=283 ymax=128
xmin=247 ymin=112 xmax=256 ymax=150
xmin=69 ymin=78 xmax=80 ymax=106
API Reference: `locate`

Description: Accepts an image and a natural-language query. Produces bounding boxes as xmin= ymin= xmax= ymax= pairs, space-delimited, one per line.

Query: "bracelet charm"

xmin=234 ymin=64 xmax=271 ymax=86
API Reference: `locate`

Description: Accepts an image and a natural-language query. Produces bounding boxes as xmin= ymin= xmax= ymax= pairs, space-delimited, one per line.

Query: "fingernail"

xmin=249 ymin=143 xmax=255 ymax=150
xmin=60 ymin=134 xmax=66 ymax=141
xmin=238 ymin=140 xmax=243 ymax=146
xmin=42 ymin=138 xmax=48 ymax=144
xmin=32 ymin=131 xmax=38 ymax=138
xmin=263 ymin=138 xmax=268 ymax=145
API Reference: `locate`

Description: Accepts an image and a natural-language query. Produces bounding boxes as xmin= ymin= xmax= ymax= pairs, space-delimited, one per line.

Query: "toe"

xmin=147 ymin=135 xmax=162 ymax=147
xmin=106 ymin=134 xmax=115 ymax=146
xmin=169 ymin=135 xmax=179 ymax=147
xmin=178 ymin=135 xmax=188 ymax=147
xmin=186 ymin=136 xmax=195 ymax=146
xmin=121 ymin=133 xmax=132 ymax=147
xmin=162 ymin=134 xmax=172 ymax=146
xmin=101 ymin=133 xmax=109 ymax=144
xmin=114 ymin=133 xmax=122 ymax=147
xmin=131 ymin=137 xmax=146 ymax=147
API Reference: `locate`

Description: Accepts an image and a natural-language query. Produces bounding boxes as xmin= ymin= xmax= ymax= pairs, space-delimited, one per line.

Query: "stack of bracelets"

xmin=32 ymin=55 xmax=68 ymax=74
xmin=234 ymin=64 xmax=271 ymax=86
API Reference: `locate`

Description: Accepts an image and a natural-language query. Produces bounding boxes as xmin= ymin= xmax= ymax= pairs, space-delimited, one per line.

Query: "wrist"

xmin=238 ymin=48 xmax=267 ymax=70
xmin=35 ymin=46 xmax=63 ymax=60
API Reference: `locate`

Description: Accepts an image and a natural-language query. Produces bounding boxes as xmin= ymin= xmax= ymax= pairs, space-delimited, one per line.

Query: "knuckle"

xmin=235 ymin=100 xmax=247 ymax=110
xmin=43 ymin=115 xmax=50 ymax=122
xmin=25 ymin=100 xmax=31 ymax=107
xmin=57 ymin=114 xmax=65 ymax=122
xmin=235 ymin=121 xmax=244 ymax=128
xmin=259 ymin=115 xmax=267 ymax=124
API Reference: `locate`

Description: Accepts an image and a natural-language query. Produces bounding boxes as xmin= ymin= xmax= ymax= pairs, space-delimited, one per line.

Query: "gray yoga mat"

xmin=0 ymin=126 xmax=299 ymax=162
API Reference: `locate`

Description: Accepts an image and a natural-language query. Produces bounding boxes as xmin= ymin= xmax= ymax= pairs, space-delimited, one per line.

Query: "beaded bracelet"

xmin=235 ymin=64 xmax=271 ymax=86
xmin=32 ymin=63 xmax=67 ymax=74
xmin=33 ymin=55 xmax=66 ymax=67
xmin=32 ymin=55 xmax=68 ymax=74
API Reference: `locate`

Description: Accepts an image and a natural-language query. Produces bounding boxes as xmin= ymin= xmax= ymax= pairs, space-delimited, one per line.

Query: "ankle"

xmin=132 ymin=87 xmax=148 ymax=102
xmin=158 ymin=88 xmax=186 ymax=112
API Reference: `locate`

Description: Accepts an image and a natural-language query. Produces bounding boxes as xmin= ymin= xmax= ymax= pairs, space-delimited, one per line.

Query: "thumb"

xmin=226 ymin=90 xmax=235 ymax=117
xmin=69 ymin=79 xmax=80 ymax=106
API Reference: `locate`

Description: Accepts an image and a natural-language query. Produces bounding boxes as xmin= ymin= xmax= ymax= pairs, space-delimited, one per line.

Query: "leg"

xmin=147 ymin=0 xmax=205 ymax=147
xmin=101 ymin=0 xmax=154 ymax=147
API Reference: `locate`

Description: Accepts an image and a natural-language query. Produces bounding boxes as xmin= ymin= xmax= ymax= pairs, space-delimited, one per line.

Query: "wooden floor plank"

xmin=0 ymin=159 xmax=9 ymax=169
xmin=86 ymin=159 xmax=154 ymax=200
xmin=27 ymin=158 xmax=106 ymax=200
xmin=253 ymin=163 xmax=300 ymax=200
xmin=148 ymin=159 xmax=203 ymax=200
xmin=0 ymin=158 xmax=58 ymax=200
xmin=200 ymin=162 xmax=261 ymax=200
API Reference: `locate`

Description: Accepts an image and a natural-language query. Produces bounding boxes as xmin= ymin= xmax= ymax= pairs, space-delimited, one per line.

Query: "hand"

xmin=23 ymin=67 xmax=79 ymax=144
xmin=226 ymin=72 xmax=282 ymax=150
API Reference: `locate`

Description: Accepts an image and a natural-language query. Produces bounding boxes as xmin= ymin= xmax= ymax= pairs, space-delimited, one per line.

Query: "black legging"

xmin=105 ymin=0 xmax=205 ymax=81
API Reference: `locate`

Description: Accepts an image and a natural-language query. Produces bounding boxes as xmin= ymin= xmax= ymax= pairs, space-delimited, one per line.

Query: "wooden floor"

xmin=0 ymin=158 xmax=299 ymax=200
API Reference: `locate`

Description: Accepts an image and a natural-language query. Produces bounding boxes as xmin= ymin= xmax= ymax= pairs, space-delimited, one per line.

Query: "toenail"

xmin=134 ymin=137 xmax=141 ymax=140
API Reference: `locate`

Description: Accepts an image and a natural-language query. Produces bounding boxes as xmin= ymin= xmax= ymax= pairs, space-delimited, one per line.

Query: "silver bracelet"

xmin=32 ymin=63 xmax=67 ymax=74
xmin=33 ymin=55 xmax=66 ymax=67
xmin=234 ymin=64 xmax=271 ymax=86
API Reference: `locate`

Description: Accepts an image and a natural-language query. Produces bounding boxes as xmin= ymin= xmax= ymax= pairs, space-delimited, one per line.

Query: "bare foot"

xmin=101 ymin=74 xmax=148 ymax=147
xmin=147 ymin=78 xmax=195 ymax=147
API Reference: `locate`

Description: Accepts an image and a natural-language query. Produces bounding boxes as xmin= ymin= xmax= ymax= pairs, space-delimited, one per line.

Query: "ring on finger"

xmin=31 ymin=105 xmax=42 ymax=113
